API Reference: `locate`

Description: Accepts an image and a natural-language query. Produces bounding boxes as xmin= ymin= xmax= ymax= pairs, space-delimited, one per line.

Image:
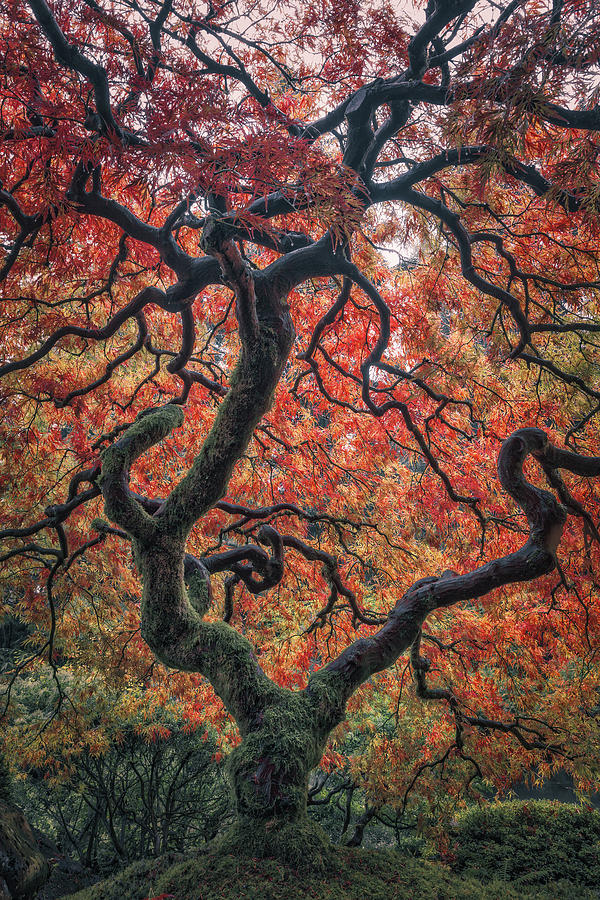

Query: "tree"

xmin=13 ymin=685 xmax=229 ymax=869
xmin=1 ymin=0 xmax=600 ymax=864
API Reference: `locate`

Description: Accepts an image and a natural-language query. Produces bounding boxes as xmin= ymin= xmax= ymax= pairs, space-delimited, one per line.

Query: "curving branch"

xmin=309 ymin=427 xmax=584 ymax=715
xmin=0 ymin=286 xmax=164 ymax=381
xmin=3 ymin=0 xmax=600 ymax=842
xmin=27 ymin=0 xmax=123 ymax=139
xmin=97 ymin=402 xmax=288 ymax=735
xmin=203 ymin=525 xmax=284 ymax=596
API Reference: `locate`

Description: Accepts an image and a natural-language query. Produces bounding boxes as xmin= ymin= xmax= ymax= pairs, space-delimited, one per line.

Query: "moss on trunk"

xmin=97 ymin=278 xmax=354 ymax=867
xmin=216 ymin=817 xmax=334 ymax=872
xmin=216 ymin=684 xmax=349 ymax=868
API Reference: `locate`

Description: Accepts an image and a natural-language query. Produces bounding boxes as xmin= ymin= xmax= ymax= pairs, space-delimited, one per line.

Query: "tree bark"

xmin=0 ymin=800 xmax=50 ymax=900
xmin=97 ymin=219 xmax=598 ymax=864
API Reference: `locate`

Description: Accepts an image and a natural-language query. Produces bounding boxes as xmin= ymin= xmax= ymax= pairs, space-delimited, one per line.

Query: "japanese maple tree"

xmin=1 ymin=0 xmax=600 ymax=861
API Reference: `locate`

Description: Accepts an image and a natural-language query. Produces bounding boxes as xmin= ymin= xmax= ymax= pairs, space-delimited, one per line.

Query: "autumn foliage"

xmin=1 ymin=0 xmax=600 ymax=849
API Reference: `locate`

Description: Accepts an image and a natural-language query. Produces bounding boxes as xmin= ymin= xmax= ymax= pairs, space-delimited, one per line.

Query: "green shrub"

xmin=448 ymin=800 xmax=600 ymax=890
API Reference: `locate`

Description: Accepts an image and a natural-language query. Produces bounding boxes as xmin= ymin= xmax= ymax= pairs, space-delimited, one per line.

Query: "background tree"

xmin=1 ymin=0 xmax=600 ymax=862
xmin=11 ymin=681 xmax=229 ymax=870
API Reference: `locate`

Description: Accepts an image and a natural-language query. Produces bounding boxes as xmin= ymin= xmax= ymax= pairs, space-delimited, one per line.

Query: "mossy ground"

xmin=60 ymin=845 xmax=596 ymax=900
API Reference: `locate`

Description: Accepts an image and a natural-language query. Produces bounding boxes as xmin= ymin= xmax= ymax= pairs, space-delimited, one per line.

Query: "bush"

xmin=5 ymin=672 xmax=230 ymax=872
xmin=448 ymin=800 xmax=600 ymax=890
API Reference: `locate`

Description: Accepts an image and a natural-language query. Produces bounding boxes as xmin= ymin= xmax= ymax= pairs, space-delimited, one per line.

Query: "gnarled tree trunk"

xmin=97 ymin=223 xmax=597 ymax=865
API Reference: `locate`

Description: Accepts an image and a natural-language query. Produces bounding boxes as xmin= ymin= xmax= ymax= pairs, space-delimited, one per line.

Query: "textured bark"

xmin=4 ymin=0 xmax=600 ymax=867
xmin=0 ymin=801 xmax=50 ymax=900
xmin=98 ymin=228 xmax=595 ymax=856
xmin=99 ymin=236 xmax=300 ymax=748
xmin=99 ymin=325 xmax=596 ymax=854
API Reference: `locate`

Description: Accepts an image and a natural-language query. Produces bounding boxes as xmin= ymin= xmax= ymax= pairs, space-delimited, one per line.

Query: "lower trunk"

xmin=215 ymin=696 xmax=336 ymax=870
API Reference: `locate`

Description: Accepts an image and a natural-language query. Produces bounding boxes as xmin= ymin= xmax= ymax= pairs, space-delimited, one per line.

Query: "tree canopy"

xmin=1 ymin=0 xmax=600 ymax=855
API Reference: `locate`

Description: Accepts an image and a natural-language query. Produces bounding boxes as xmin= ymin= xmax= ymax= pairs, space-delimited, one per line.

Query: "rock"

xmin=0 ymin=800 xmax=50 ymax=899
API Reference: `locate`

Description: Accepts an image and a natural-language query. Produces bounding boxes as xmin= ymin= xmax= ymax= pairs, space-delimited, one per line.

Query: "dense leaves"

xmin=1 ymin=0 xmax=600 ymax=846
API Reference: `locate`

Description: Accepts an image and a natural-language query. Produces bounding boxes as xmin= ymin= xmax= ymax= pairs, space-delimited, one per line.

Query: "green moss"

xmin=60 ymin=845 xmax=595 ymax=900
xmin=215 ymin=817 xmax=334 ymax=873
xmin=184 ymin=565 xmax=212 ymax=617
xmin=99 ymin=404 xmax=184 ymax=540
xmin=448 ymin=800 xmax=600 ymax=890
xmin=100 ymin=405 xmax=184 ymax=478
xmin=159 ymin=323 xmax=290 ymax=539
xmin=306 ymin=669 xmax=349 ymax=732
xmin=59 ymin=853 xmax=183 ymax=900
xmin=223 ymin=689 xmax=342 ymax=833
